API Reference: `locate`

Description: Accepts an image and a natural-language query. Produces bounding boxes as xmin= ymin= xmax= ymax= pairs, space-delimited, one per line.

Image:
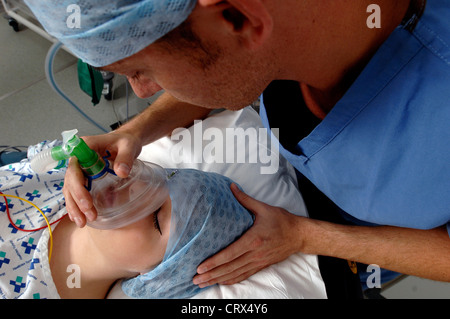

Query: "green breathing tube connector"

xmin=63 ymin=134 xmax=106 ymax=177
xmin=30 ymin=129 xmax=106 ymax=177
xmin=30 ymin=129 xmax=171 ymax=230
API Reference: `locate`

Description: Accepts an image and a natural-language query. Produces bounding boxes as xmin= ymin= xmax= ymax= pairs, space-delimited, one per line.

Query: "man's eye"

xmin=131 ymin=71 xmax=141 ymax=80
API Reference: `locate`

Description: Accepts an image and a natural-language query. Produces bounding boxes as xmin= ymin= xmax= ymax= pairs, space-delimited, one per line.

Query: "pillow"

xmin=107 ymin=107 xmax=327 ymax=299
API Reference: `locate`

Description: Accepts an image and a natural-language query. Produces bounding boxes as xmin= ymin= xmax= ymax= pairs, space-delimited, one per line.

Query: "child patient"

xmin=0 ymin=154 xmax=253 ymax=299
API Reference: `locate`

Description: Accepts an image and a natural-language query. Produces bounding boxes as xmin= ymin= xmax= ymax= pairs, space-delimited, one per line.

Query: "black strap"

xmin=402 ymin=0 xmax=427 ymax=32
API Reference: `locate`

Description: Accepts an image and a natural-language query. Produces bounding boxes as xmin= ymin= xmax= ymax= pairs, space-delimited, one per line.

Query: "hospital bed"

xmin=0 ymin=106 xmax=327 ymax=299
xmin=2 ymin=0 xmax=54 ymax=40
xmin=2 ymin=0 xmax=116 ymax=102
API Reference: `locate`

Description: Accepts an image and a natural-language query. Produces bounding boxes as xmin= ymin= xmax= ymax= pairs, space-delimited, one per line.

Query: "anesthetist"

xmin=24 ymin=0 xmax=450 ymax=293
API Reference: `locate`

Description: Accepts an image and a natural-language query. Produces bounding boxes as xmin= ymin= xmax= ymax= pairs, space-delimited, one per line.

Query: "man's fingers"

xmin=196 ymin=234 xmax=249 ymax=276
xmin=111 ymin=133 xmax=142 ymax=178
xmin=63 ymin=157 xmax=97 ymax=227
xmin=194 ymin=252 xmax=248 ymax=287
xmin=113 ymin=162 xmax=132 ymax=178
xmin=65 ymin=194 xmax=87 ymax=228
xmin=194 ymin=253 xmax=264 ymax=288
xmin=193 ymin=187 xmax=302 ymax=288
xmin=194 ymin=224 xmax=266 ymax=286
xmin=230 ymin=183 xmax=266 ymax=216
xmin=193 ymin=185 xmax=273 ymax=287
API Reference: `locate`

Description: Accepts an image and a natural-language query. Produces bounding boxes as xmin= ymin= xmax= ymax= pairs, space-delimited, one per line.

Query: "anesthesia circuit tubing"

xmin=0 ymin=192 xmax=66 ymax=263
xmin=45 ymin=42 xmax=108 ymax=133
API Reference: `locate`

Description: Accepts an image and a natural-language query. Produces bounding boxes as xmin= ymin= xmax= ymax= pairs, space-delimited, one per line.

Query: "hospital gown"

xmin=0 ymin=156 xmax=65 ymax=299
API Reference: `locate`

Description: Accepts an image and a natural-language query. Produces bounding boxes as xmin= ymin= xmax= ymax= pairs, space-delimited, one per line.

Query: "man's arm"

xmin=193 ymin=184 xmax=450 ymax=287
xmin=117 ymin=92 xmax=212 ymax=147
xmin=64 ymin=92 xmax=211 ymax=227
xmin=306 ymin=220 xmax=450 ymax=281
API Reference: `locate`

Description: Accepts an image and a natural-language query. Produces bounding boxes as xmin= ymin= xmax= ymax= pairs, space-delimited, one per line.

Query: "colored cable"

xmin=0 ymin=192 xmax=66 ymax=263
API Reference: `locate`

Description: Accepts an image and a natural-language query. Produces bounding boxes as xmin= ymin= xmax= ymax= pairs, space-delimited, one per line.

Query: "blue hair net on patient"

xmin=122 ymin=169 xmax=254 ymax=299
xmin=24 ymin=0 xmax=197 ymax=67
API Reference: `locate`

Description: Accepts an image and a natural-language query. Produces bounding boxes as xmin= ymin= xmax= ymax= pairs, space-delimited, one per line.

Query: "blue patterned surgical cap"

xmin=121 ymin=169 xmax=254 ymax=299
xmin=24 ymin=0 xmax=197 ymax=67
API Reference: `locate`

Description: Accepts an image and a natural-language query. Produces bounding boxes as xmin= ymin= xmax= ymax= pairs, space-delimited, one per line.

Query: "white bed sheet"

xmin=108 ymin=106 xmax=327 ymax=299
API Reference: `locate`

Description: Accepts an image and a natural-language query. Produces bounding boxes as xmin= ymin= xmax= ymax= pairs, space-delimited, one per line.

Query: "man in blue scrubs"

xmin=27 ymin=0 xmax=450 ymax=297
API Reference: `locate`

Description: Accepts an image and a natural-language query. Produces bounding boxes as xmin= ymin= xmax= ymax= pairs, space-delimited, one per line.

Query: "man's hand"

xmin=63 ymin=92 xmax=211 ymax=228
xmin=63 ymin=131 xmax=142 ymax=227
xmin=193 ymin=183 xmax=305 ymax=287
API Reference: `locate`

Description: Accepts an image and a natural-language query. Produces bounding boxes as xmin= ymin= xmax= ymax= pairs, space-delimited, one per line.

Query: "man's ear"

xmin=198 ymin=0 xmax=273 ymax=50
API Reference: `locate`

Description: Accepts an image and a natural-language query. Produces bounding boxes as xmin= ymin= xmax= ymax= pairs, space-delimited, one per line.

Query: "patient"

xmin=0 ymin=155 xmax=253 ymax=299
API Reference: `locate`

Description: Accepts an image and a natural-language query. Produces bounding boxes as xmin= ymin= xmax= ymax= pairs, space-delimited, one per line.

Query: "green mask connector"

xmin=30 ymin=129 xmax=110 ymax=182
xmin=58 ymin=129 xmax=106 ymax=177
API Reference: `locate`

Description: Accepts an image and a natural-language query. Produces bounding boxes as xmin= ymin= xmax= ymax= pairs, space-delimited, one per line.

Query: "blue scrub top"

xmin=260 ymin=0 xmax=450 ymax=235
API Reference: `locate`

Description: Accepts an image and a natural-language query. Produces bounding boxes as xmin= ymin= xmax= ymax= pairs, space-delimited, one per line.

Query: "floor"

xmin=1 ymin=6 xmax=449 ymax=299
xmin=0 ymin=16 xmax=154 ymax=147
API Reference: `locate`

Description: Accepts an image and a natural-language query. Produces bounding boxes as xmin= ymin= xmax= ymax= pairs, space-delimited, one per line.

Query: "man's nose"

xmin=128 ymin=77 xmax=163 ymax=99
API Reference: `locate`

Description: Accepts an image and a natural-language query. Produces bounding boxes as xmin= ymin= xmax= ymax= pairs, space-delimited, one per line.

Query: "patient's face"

xmin=88 ymin=196 xmax=172 ymax=274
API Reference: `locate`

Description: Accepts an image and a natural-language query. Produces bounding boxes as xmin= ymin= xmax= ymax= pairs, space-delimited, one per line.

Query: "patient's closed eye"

xmin=153 ymin=207 xmax=162 ymax=235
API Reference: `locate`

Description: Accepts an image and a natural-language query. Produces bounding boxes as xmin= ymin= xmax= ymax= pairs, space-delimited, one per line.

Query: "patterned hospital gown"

xmin=0 ymin=159 xmax=66 ymax=299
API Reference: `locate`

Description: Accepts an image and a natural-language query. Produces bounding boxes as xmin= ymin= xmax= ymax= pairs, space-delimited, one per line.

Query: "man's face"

xmin=100 ymin=18 xmax=274 ymax=110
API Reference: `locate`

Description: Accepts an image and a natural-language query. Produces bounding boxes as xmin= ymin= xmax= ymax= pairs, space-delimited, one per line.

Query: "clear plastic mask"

xmin=87 ymin=160 xmax=169 ymax=230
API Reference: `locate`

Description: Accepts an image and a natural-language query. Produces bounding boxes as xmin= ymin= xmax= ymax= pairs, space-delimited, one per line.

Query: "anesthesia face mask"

xmin=28 ymin=129 xmax=169 ymax=230
xmin=87 ymin=160 xmax=169 ymax=230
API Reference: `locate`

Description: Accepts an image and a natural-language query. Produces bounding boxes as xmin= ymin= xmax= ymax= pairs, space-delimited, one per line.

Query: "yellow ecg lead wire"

xmin=1 ymin=194 xmax=54 ymax=263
